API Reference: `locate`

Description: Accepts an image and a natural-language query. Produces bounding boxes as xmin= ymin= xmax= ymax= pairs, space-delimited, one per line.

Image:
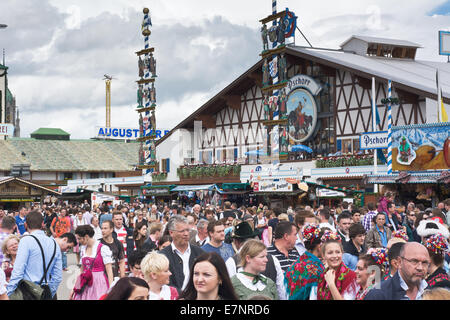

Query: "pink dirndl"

xmin=72 ymin=243 xmax=109 ymax=300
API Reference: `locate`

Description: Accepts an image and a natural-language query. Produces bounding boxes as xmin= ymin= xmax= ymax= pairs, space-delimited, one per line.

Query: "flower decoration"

xmin=392 ymin=229 xmax=408 ymax=242
xmin=367 ymin=248 xmax=389 ymax=270
xmin=425 ymin=234 xmax=449 ymax=256
xmin=302 ymin=224 xmax=321 ymax=243
xmin=320 ymin=230 xmax=341 ymax=243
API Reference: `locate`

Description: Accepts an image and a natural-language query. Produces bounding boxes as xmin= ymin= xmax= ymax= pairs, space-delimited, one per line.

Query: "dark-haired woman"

xmin=103 ymin=277 xmax=149 ymax=300
xmin=71 ymin=225 xmax=114 ymax=300
xmin=133 ymin=221 xmax=148 ymax=251
xmin=424 ymin=234 xmax=450 ymax=289
xmin=179 ymin=252 xmax=238 ymax=300
xmin=284 ymin=224 xmax=325 ymax=300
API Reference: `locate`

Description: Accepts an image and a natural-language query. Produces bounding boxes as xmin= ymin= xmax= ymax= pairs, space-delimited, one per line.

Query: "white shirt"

xmin=91 ymin=224 xmax=102 ymax=240
xmin=171 ymin=242 xmax=191 ymax=291
xmin=149 ymin=284 xmax=172 ymax=300
xmin=195 ymin=234 xmax=209 ymax=246
xmin=319 ymin=222 xmax=336 ymax=232
xmin=0 ymin=268 xmax=6 ymax=295
xmin=398 ymin=271 xmax=428 ymax=300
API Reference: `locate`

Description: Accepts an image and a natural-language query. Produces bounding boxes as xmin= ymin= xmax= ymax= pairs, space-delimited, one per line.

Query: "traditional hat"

xmin=320 ymin=230 xmax=342 ymax=243
xmin=392 ymin=229 xmax=409 ymax=242
xmin=232 ymin=221 xmax=258 ymax=239
xmin=424 ymin=234 xmax=449 ymax=256
xmin=302 ymin=224 xmax=321 ymax=243
xmin=367 ymin=247 xmax=389 ymax=270
xmin=416 ymin=219 xmax=449 ymax=239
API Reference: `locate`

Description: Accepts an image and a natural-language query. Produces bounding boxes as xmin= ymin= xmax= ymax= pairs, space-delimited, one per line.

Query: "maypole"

xmin=136 ymin=8 xmax=158 ymax=177
xmin=259 ymin=2 xmax=297 ymax=164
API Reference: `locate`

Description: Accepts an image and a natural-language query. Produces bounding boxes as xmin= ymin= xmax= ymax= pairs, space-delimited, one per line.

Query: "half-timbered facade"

xmin=154 ymin=35 xmax=449 ymax=205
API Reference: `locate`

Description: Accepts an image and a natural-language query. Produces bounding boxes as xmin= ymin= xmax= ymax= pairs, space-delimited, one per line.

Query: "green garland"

xmin=177 ymin=164 xmax=241 ymax=179
xmin=151 ymin=172 xmax=168 ymax=182
xmin=316 ymin=156 xmax=384 ymax=168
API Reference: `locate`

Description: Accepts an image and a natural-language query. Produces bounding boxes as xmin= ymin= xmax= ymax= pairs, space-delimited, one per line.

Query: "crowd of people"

xmin=0 ymin=193 xmax=449 ymax=300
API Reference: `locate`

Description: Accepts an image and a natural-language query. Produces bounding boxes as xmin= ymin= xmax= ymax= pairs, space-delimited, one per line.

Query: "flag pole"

xmin=387 ymin=80 xmax=393 ymax=175
xmin=372 ymin=77 xmax=378 ymax=193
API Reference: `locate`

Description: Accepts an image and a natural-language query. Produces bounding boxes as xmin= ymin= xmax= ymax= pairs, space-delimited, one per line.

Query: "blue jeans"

xmin=62 ymin=251 xmax=67 ymax=269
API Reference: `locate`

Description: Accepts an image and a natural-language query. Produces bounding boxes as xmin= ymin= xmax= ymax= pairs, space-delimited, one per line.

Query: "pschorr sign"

xmin=360 ymin=131 xmax=389 ymax=150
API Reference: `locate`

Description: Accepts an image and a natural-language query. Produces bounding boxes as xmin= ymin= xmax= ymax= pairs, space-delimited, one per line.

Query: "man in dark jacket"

xmin=365 ymin=242 xmax=430 ymax=300
xmin=160 ymin=215 xmax=205 ymax=291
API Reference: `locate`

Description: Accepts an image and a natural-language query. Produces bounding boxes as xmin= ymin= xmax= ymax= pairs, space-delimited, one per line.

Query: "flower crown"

xmin=320 ymin=230 xmax=341 ymax=243
xmin=367 ymin=247 xmax=389 ymax=269
xmin=392 ymin=229 xmax=408 ymax=242
xmin=302 ymin=224 xmax=321 ymax=243
xmin=425 ymin=234 xmax=449 ymax=256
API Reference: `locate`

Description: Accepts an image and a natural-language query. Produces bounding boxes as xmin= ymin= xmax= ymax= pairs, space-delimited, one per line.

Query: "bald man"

xmin=365 ymin=242 xmax=430 ymax=300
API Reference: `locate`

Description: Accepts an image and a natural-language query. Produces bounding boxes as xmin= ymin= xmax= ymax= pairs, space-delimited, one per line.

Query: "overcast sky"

xmin=1 ymin=0 xmax=449 ymax=139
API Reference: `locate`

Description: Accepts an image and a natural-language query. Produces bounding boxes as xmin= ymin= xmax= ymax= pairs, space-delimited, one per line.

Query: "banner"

xmin=392 ymin=123 xmax=450 ymax=171
xmin=253 ymin=179 xmax=293 ymax=192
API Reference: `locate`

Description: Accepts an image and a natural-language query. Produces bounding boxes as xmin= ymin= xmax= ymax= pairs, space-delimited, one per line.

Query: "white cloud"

xmin=3 ymin=0 xmax=450 ymax=140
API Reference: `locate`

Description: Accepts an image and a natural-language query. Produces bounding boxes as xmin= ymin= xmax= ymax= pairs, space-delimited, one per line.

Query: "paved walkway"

xmin=57 ymin=252 xmax=80 ymax=300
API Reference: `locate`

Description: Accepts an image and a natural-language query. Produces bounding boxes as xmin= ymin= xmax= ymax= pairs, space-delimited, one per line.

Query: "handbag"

xmin=9 ymin=236 xmax=57 ymax=300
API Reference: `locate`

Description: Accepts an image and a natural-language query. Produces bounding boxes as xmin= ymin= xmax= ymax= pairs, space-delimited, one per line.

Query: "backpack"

xmin=9 ymin=235 xmax=57 ymax=300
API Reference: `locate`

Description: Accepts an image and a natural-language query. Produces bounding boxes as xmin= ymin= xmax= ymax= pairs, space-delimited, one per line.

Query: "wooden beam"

xmin=223 ymin=95 xmax=241 ymax=110
xmin=135 ymin=48 xmax=154 ymax=56
xmin=355 ymin=76 xmax=371 ymax=90
xmin=247 ymin=73 xmax=263 ymax=88
xmin=259 ymin=11 xmax=286 ymax=24
xmin=260 ymin=46 xmax=286 ymax=59
xmin=396 ymin=88 xmax=419 ymax=104
xmin=195 ymin=114 xmax=216 ymax=129
xmin=136 ymin=78 xmax=155 ymax=85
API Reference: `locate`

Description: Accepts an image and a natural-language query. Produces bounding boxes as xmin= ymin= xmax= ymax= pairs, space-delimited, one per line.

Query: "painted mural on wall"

xmin=285 ymin=75 xmax=320 ymax=144
xmin=392 ymin=122 xmax=450 ymax=171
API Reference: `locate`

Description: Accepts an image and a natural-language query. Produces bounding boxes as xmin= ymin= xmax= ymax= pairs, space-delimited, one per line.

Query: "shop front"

xmin=0 ymin=176 xmax=61 ymax=210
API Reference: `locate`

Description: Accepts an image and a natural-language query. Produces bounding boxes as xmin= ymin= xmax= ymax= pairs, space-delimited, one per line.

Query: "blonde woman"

xmin=230 ymin=239 xmax=278 ymax=300
xmin=1 ymin=235 xmax=20 ymax=282
xmin=141 ymin=251 xmax=179 ymax=300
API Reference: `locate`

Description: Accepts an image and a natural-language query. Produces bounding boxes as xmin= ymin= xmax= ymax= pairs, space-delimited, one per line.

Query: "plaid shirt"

xmin=362 ymin=211 xmax=377 ymax=231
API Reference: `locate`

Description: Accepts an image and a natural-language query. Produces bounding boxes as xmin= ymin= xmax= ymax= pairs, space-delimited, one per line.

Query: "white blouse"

xmin=149 ymin=285 xmax=172 ymax=300
xmin=80 ymin=240 xmax=113 ymax=265
xmin=236 ymin=272 xmax=268 ymax=291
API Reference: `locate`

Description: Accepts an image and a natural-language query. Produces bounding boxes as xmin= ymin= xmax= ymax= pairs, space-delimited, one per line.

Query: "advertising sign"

xmin=360 ymin=131 xmax=389 ymax=150
xmin=0 ymin=123 xmax=14 ymax=136
xmin=439 ymin=31 xmax=450 ymax=56
xmin=96 ymin=126 xmax=169 ymax=140
xmin=253 ymin=179 xmax=293 ymax=192
xmin=391 ymin=122 xmax=450 ymax=171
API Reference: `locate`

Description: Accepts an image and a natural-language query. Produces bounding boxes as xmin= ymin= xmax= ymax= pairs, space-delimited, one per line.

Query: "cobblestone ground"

xmin=57 ymin=252 xmax=80 ymax=300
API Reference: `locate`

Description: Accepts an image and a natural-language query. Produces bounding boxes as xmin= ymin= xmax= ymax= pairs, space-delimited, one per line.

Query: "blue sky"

xmin=429 ymin=1 xmax=450 ymax=15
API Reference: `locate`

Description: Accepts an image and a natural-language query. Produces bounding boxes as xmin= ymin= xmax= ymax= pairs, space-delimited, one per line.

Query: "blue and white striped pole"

xmin=387 ymin=80 xmax=393 ymax=175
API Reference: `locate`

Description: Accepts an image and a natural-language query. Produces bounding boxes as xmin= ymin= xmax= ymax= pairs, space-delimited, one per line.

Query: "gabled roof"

xmin=286 ymin=46 xmax=450 ymax=100
xmin=340 ymin=35 xmax=422 ymax=49
xmin=0 ymin=176 xmax=61 ymax=195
